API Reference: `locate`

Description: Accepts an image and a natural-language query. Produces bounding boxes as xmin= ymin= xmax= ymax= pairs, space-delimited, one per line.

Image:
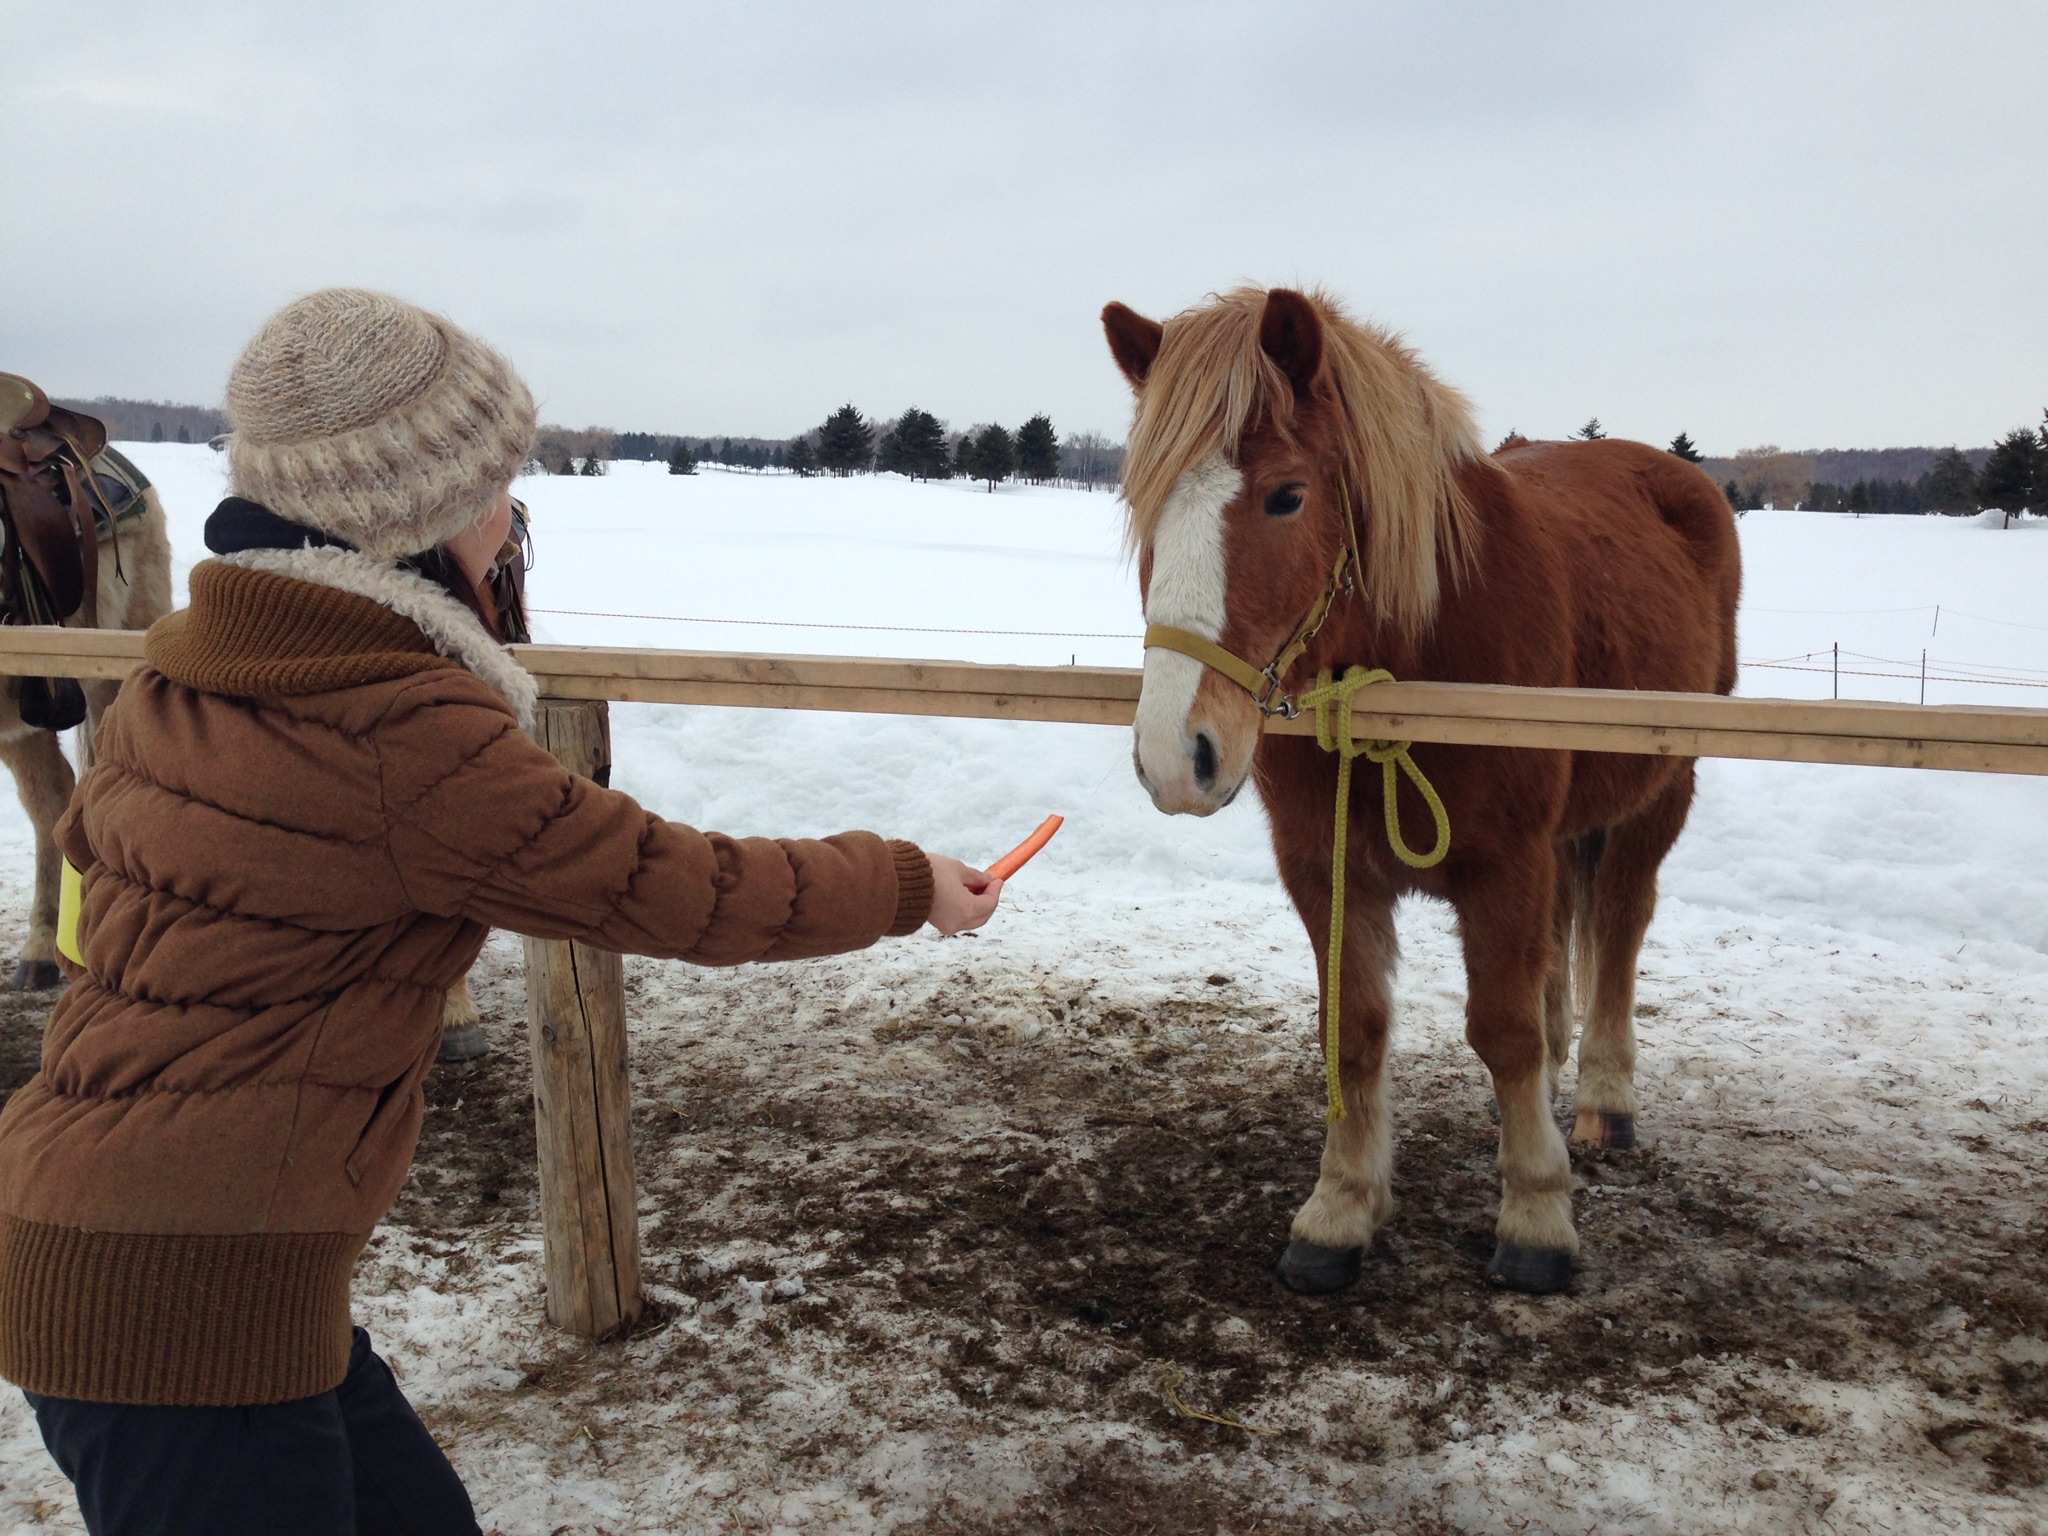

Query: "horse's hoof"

xmin=1485 ymin=1242 xmax=1574 ymax=1293
xmin=436 ymin=1022 xmax=490 ymax=1063
xmin=1570 ymin=1108 xmax=1637 ymax=1150
xmin=10 ymin=960 xmax=63 ymax=992
xmin=1276 ymin=1239 xmax=1364 ymax=1294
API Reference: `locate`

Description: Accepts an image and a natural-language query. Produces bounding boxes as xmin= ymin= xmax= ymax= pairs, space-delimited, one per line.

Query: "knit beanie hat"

xmin=224 ymin=289 xmax=536 ymax=561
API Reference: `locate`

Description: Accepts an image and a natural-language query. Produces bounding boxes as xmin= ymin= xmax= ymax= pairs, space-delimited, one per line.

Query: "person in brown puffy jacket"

xmin=0 ymin=289 xmax=1003 ymax=1536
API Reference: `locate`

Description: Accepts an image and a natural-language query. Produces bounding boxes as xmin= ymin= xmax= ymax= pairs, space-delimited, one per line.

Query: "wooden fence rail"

xmin=6 ymin=627 xmax=2046 ymax=774
xmin=4 ymin=623 xmax=2045 ymax=1338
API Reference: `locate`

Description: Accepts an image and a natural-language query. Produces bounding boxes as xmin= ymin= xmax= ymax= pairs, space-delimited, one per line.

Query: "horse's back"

xmin=1494 ymin=438 xmax=1740 ymax=697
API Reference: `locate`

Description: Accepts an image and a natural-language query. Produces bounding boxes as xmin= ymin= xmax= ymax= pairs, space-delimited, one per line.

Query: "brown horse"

xmin=0 ymin=466 xmax=174 ymax=989
xmin=1103 ymin=286 xmax=1739 ymax=1294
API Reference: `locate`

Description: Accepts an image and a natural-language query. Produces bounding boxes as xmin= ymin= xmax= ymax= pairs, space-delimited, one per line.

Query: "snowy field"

xmin=0 ymin=447 xmax=2044 ymax=1533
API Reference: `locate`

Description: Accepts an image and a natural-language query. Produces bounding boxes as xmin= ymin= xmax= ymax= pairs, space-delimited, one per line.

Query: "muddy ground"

xmin=2 ymin=930 xmax=2045 ymax=1533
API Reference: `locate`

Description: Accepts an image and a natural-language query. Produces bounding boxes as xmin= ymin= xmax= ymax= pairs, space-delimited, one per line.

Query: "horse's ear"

xmin=1258 ymin=289 xmax=1324 ymax=399
xmin=1102 ymin=303 xmax=1164 ymax=391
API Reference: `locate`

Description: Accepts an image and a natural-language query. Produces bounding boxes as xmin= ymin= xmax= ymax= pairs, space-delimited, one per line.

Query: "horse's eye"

xmin=1264 ymin=483 xmax=1306 ymax=517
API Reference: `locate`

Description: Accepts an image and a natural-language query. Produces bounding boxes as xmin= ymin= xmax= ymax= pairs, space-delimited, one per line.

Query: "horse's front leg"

xmin=1457 ymin=846 xmax=1577 ymax=1293
xmin=0 ymin=726 xmax=78 ymax=991
xmin=1273 ymin=854 xmax=1399 ymax=1294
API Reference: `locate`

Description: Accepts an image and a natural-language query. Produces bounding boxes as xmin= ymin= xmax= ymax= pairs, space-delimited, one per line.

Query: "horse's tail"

xmin=1566 ymin=827 xmax=1606 ymax=1019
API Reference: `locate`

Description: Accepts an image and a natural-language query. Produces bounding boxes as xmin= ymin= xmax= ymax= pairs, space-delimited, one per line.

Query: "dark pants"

xmin=26 ymin=1327 xmax=480 ymax=1536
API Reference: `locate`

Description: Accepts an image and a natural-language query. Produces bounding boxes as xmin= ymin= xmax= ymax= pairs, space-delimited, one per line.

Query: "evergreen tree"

xmin=1721 ymin=479 xmax=1762 ymax=512
xmin=815 ymin=404 xmax=874 ymax=474
xmin=150 ymin=422 xmax=163 ymax=442
xmin=786 ymin=437 xmax=818 ymax=477
xmin=1015 ymin=414 xmax=1059 ymax=482
xmin=895 ymin=407 xmax=949 ymax=479
xmin=952 ymin=433 xmax=972 ymax=478
xmin=1920 ymin=448 xmax=1980 ymax=515
xmin=176 ymin=425 xmax=191 ymax=444
xmin=965 ymin=424 xmax=1015 ymax=492
xmin=579 ymin=450 xmax=606 ymax=476
xmin=1977 ymin=426 xmax=2044 ymax=521
xmin=1574 ymin=418 xmax=1607 ymax=441
xmin=667 ymin=441 xmax=696 ymax=476
xmin=875 ymin=420 xmax=907 ymax=476
xmin=1667 ymin=431 xmax=1703 ymax=463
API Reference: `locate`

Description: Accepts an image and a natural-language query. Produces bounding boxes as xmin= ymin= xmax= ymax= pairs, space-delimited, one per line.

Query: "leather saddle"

xmin=0 ymin=373 xmax=141 ymax=729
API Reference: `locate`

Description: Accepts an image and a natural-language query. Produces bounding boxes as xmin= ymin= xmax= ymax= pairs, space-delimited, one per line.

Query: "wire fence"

xmin=1744 ymin=646 xmax=2048 ymax=696
xmin=529 ymin=609 xmax=2048 ymax=694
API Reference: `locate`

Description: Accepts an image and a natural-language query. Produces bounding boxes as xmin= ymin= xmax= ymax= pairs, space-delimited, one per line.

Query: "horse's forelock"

xmin=1120 ymin=290 xmax=1286 ymax=555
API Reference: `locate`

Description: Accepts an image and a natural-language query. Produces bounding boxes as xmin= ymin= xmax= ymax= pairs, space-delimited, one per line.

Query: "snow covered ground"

xmin=0 ymin=447 xmax=2043 ymax=1533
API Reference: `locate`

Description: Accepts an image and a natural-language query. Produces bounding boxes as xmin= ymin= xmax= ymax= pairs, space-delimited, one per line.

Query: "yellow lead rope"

xmin=1295 ymin=666 xmax=1452 ymax=1121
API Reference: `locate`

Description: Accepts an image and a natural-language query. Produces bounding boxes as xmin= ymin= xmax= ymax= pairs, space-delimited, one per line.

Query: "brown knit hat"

xmin=225 ymin=289 xmax=536 ymax=560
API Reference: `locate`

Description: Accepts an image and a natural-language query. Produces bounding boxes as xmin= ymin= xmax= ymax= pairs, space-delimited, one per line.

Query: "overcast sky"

xmin=4 ymin=1 xmax=2042 ymax=454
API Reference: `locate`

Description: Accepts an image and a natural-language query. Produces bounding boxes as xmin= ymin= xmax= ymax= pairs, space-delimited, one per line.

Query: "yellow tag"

xmin=57 ymin=859 xmax=82 ymax=966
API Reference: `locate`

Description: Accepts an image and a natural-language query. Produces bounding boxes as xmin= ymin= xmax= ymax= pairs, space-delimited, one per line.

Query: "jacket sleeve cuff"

xmin=885 ymin=840 xmax=934 ymax=936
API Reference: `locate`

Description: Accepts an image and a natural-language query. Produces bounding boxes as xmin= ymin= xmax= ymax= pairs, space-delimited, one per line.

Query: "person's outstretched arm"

xmin=376 ymin=679 xmax=998 ymax=962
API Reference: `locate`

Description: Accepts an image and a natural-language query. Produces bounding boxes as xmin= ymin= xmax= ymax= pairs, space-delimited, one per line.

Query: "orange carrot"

xmin=984 ymin=814 xmax=1063 ymax=881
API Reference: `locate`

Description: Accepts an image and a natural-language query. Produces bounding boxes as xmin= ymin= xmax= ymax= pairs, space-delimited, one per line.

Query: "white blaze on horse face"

xmin=1135 ymin=454 xmax=1240 ymax=812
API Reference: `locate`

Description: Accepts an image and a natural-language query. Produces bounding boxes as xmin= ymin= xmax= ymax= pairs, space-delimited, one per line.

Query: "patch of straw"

xmin=1154 ymin=1362 xmax=1279 ymax=1437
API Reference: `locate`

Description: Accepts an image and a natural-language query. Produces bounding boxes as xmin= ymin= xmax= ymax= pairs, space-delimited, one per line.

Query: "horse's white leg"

xmin=437 ymin=977 xmax=489 ymax=1062
xmin=1274 ymin=859 xmax=1399 ymax=1294
xmin=1572 ymin=768 xmax=1694 ymax=1150
xmin=1541 ymin=840 xmax=1579 ymax=1103
xmin=0 ymin=727 xmax=77 ymax=990
xmin=1458 ymin=847 xmax=1577 ymax=1292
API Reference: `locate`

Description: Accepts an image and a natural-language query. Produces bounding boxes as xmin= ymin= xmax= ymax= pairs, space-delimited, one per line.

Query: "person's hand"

xmin=926 ymin=855 xmax=1002 ymax=936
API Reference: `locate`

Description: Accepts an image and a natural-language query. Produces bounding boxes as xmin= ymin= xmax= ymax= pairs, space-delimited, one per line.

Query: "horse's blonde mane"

xmin=1121 ymin=287 xmax=1484 ymax=638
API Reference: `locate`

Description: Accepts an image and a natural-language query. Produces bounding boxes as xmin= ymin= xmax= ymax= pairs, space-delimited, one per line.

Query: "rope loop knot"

xmin=1294 ymin=665 xmax=1453 ymax=1121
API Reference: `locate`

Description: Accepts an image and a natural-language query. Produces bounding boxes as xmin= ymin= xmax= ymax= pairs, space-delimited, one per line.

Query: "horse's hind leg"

xmin=1275 ymin=862 xmax=1399 ymax=1295
xmin=1541 ymin=839 xmax=1579 ymax=1101
xmin=0 ymin=728 xmax=77 ymax=991
xmin=1459 ymin=843 xmax=1577 ymax=1292
xmin=1572 ymin=766 xmax=1696 ymax=1151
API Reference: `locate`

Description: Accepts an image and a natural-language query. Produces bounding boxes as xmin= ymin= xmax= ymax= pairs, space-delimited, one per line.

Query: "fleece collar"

xmin=213 ymin=547 xmax=538 ymax=729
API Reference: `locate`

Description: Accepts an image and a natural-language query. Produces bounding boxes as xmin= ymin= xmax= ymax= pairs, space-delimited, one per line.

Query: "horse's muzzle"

xmin=1132 ymin=655 xmax=1258 ymax=816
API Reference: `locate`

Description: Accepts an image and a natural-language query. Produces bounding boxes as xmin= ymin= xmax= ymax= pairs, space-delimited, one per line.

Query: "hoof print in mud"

xmin=9 ymin=960 xmax=62 ymax=993
xmin=1571 ymin=1109 xmax=1637 ymax=1150
xmin=1485 ymin=1242 xmax=1573 ymax=1294
xmin=1276 ymin=1239 xmax=1364 ymax=1294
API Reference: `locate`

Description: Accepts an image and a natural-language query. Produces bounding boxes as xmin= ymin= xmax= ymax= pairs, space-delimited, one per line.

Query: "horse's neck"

xmin=1325 ymin=466 xmax=1535 ymax=685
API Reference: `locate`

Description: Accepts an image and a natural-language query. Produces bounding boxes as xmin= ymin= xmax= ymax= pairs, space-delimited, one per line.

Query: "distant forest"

xmin=1693 ymin=436 xmax=2039 ymax=517
xmin=1699 ymin=446 xmax=1991 ymax=487
xmin=54 ymin=396 xmax=227 ymax=444
xmin=533 ymin=405 xmax=1126 ymax=490
xmin=54 ymin=393 xmax=2045 ymax=516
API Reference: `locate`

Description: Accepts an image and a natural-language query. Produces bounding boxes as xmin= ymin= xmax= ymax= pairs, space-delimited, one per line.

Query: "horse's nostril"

xmin=1193 ymin=731 xmax=1219 ymax=789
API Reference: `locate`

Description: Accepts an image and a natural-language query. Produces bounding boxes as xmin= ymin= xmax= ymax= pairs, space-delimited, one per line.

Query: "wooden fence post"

xmin=524 ymin=698 xmax=642 ymax=1337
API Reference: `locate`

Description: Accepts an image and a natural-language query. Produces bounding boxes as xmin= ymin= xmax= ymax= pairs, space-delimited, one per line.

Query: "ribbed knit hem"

xmin=885 ymin=840 xmax=934 ymax=936
xmin=0 ymin=1217 xmax=364 ymax=1406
